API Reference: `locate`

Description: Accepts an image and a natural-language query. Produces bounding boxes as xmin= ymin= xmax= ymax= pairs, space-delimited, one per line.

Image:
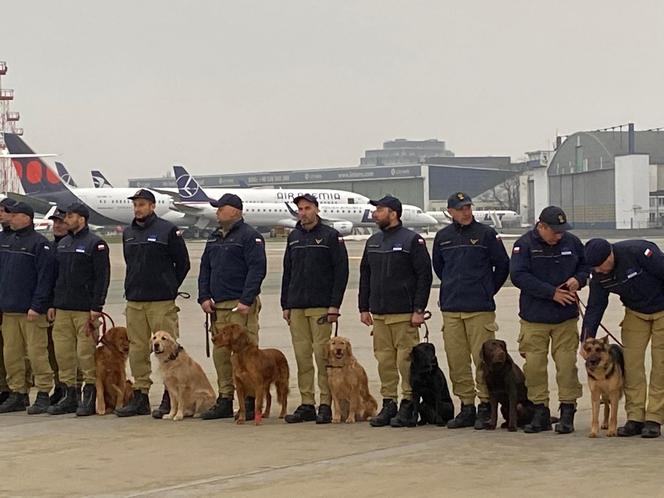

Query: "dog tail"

xmin=609 ymin=344 xmax=625 ymax=375
xmin=276 ymin=354 xmax=290 ymax=406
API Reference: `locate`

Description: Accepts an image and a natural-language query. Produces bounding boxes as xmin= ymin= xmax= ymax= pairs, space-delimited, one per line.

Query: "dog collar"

xmin=325 ymin=364 xmax=344 ymax=368
xmin=165 ymin=345 xmax=184 ymax=363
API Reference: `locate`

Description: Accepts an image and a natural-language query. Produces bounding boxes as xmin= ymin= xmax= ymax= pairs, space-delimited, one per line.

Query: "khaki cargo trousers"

xmin=518 ymin=318 xmax=582 ymax=407
xmin=126 ymin=300 xmax=180 ymax=393
xmin=51 ymin=310 xmax=98 ymax=386
xmin=211 ymin=298 xmax=261 ymax=398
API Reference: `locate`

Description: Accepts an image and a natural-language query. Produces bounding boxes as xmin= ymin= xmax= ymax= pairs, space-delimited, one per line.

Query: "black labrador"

xmin=480 ymin=339 xmax=534 ymax=431
xmin=410 ymin=342 xmax=454 ymax=426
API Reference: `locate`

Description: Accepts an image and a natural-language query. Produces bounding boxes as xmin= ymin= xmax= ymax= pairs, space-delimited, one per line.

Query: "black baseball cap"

xmin=0 ymin=197 xmax=18 ymax=212
xmin=66 ymin=202 xmax=90 ymax=220
xmin=585 ymin=238 xmax=612 ymax=267
xmin=539 ymin=206 xmax=572 ymax=232
xmin=210 ymin=193 xmax=243 ymax=210
xmin=447 ymin=192 xmax=473 ymax=209
xmin=128 ymin=189 xmax=156 ymax=203
xmin=369 ymin=195 xmax=402 ymax=217
xmin=293 ymin=193 xmax=319 ymax=207
xmin=48 ymin=207 xmax=67 ymax=221
xmin=5 ymin=201 xmax=35 ymax=218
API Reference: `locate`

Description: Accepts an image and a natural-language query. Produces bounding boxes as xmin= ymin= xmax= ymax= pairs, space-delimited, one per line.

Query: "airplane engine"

xmin=330 ymin=221 xmax=353 ymax=236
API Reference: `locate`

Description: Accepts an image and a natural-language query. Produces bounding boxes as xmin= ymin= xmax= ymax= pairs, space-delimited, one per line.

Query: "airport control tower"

xmin=0 ymin=61 xmax=23 ymax=193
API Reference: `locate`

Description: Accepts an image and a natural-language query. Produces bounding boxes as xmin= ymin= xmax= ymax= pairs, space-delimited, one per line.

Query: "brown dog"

xmin=151 ymin=331 xmax=216 ymax=421
xmin=94 ymin=326 xmax=133 ymax=415
xmin=480 ymin=339 xmax=534 ymax=431
xmin=581 ymin=336 xmax=624 ymax=438
xmin=212 ymin=324 xmax=289 ymax=425
xmin=326 ymin=336 xmax=377 ymax=424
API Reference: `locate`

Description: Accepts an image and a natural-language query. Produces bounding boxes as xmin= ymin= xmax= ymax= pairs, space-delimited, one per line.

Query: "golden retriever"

xmin=151 ymin=331 xmax=216 ymax=421
xmin=212 ymin=323 xmax=289 ymax=425
xmin=326 ymin=336 xmax=377 ymax=423
xmin=94 ymin=326 xmax=134 ymax=415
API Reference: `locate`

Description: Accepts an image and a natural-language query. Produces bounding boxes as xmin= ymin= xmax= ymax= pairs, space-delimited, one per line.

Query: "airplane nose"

xmin=424 ymin=213 xmax=438 ymax=225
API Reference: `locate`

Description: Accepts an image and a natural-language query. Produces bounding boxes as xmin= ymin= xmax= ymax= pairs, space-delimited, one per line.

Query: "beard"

xmin=375 ymin=218 xmax=391 ymax=230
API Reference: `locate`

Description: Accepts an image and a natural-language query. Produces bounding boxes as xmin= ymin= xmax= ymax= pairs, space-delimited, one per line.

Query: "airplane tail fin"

xmin=55 ymin=162 xmax=78 ymax=188
xmin=91 ymin=170 xmax=113 ymax=188
xmin=4 ymin=134 xmax=69 ymax=195
xmin=172 ymin=165 xmax=214 ymax=203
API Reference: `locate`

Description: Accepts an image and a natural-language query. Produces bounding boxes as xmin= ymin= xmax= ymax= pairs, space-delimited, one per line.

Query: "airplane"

xmin=171 ymin=169 xmax=437 ymax=234
xmin=161 ymin=166 xmax=370 ymax=206
xmin=426 ymin=209 xmax=522 ymax=229
xmin=92 ymin=170 xmax=113 ymax=188
xmin=3 ymin=133 xmax=196 ymax=227
xmin=55 ymin=162 xmax=78 ymax=187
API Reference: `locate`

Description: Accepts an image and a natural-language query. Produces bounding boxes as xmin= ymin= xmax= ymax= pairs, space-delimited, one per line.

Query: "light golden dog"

xmin=326 ymin=336 xmax=377 ymax=423
xmin=94 ymin=326 xmax=133 ymax=415
xmin=151 ymin=331 xmax=216 ymax=421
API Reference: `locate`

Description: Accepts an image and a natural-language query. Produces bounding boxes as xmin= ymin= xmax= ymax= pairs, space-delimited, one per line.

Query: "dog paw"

xmin=236 ymin=418 xmax=245 ymax=425
xmin=332 ymin=418 xmax=341 ymax=424
xmin=601 ymin=424 xmax=609 ymax=430
xmin=606 ymin=430 xmax=617 ymax=437
xmin=173 ymin=414 xmax=183 ymax=421
xmin=163 ymin=414 xmax=173 ymax=420
xmin=588 ymin=432 xmax=598 ymax=438
xmin=345 ymin=419 xmax=356 ymax=424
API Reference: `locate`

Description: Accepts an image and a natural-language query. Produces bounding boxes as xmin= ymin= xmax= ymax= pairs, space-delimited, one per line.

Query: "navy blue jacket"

xmin=54 ymin=226 xmax=110 ymax=312
xmin=123 ymin=213 xmax=190 ymax=302
xmin=281 ymin=220 xmax=349 ymax=310
xmin=582 ymin=240 xmax=664 ymax=338
xmin=0 ymin=225 xmax=56 ymax=314
xmin=359 ymin=223 xmax=432 ymax=315
xmin=510 ymin=226 xmax=589 ymax=324
xmin=432 ymin=219 xmax=510 ymax=312
xmin=198 ymin=219 xmax=267 ymax=306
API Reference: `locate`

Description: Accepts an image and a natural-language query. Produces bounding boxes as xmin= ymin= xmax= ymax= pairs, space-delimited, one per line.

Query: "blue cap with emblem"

xmin=539 ymin=206 xmax=572 ymax=232
xmin=447 ymin=192 xmax=473 ymax=209
xmin=5 ymin=201 xmax=34 ymax=218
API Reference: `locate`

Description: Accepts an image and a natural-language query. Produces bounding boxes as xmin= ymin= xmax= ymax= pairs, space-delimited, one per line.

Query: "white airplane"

xmin=161 ymin=166 xmax=370 ymax=206
xmin=427 ymin=209 xmax=521 ymax=229
xmin=170 ymin=169 xmax=436 ymax=235
xmin=4 ymin=134 xmax=195 ymax=227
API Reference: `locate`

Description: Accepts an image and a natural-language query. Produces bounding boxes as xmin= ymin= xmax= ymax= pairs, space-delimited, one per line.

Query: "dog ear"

xmin=580 ymin=340 xmax=589 ymax=359
xmin=346 ymin=340 xmax=353 ymax=358
xmin=600 ymin=335 xmax=609 ymax=346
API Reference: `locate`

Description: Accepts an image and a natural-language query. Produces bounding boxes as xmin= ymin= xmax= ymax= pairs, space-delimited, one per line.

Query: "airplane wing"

xmin=171 ymin=202 xmax=208 ymax=215
xmin=4 ymin=192 xmax=55 ymax=214
xmin=0 ymin=153 xmax=57 ymax=159
xmin=152 ymin=188 xmax=182 ymax=201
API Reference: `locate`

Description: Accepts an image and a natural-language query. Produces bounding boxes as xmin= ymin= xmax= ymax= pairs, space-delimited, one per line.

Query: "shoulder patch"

xmin=496 ymin=234 xmax=501 ymax=240
xmin=417 ymin=238 xmax=425 ymax=245
xmin=338 ymin=237 xmax=345 ymax=244
xmin=513 ymin=246 xmax=521 ymax=254
xmin=176 ymin=229 xmax=184 ymax=237
xmin=255 ymin=238 xmax=263 ymax=244
xmin=645 ymin=248 xmax=653 ymax=257
xmin=43 ymin=245 xmax=50 ymax=250
xmin=97 ymin=243 xmax=106 ymax=251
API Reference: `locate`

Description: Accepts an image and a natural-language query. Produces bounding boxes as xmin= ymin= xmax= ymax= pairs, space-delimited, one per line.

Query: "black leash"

xmin=421 ymin=310 xmax=432 ymax=343
xmin=576 ymin=294 xmax=624 ymax=348
xmin=204 ymin=311 xmax=217 ymax=358
xmin=178 ymin=291 xmax=191 ymax=299
xmin=317 ymin=313 xmax=340 ymax=337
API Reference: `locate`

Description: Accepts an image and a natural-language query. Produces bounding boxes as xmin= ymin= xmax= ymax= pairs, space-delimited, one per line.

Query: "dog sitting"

xmin=410 ymin=342 xmax=454 ymax=426
xmin=212 ymin=324 xmax=289 ymax=425
xmin=93 ymin=326 xmax=134 ymax=415
xmin=480 ymin=339 xmax=534 ymax=431
xmin=326 ymin=336 xmax=377 ymax=423
xmin=581 ymin=336 xmax=624 ymax=438
xmin=151 ymin=331 xmax=216 ymax=421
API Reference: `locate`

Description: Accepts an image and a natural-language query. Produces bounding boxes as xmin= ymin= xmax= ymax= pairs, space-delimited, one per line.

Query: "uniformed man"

xmin=510 ymin=206 xmax=589 ymax=434
xmin=432 ymin=192 xmax=510 ymax=430
xmin=0 ymin=201 xmax=56 ymax=414
xmin=198 ymin=193 xmax=267 ymax=420
xmin=281 ymin=193 xmax=349 ymax=424
xmin=583 ymin=238 xmax=664 ymax=438
xmin=116 ymin=189 xmax=190 ymax=417
xmin=359 ymin=195 xmax=433 ymax=428
xmin=46 ymin=207 xmax=69 ymax=404
xmin=47 ymin=203 xmax=110 ymax=417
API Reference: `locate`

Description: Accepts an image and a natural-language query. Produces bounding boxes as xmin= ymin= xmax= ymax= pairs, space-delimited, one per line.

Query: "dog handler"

xmin=198 ymin=193 xmax=267 ymax=420
xmin=432 ymin=192 xmax=510 ymax=430
xmin=359 ymin=195 xmax=432 ymax=428
xmin=510 ymin=206 xmax=588 ymax=434
xmin=47 ymin=203 xmax=110 ymax=417
xmin=583 ymin=238 xmax=664 ymax=438
xmin=117 ymin=189 xmax=190 ymax=417
xmin=281 ymin=193 xmax=349 ymax=424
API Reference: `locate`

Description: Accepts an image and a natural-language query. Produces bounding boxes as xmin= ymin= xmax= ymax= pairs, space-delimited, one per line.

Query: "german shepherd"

xmin=581 ymin=336 xmax=624 ymax=438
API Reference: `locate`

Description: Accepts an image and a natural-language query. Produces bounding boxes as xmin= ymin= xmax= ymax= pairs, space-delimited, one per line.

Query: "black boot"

xmin=0 ymin=392 xmax=29 ymax=413
xmin=49 ymin=382 xmax=67 ymax=405
xmin=641 ymin=421 xmax=661 ymax=439
xmin=618 ymin=420 xmax=645 ymax=437
xmin=27 ymin=391 xmax=51 ymax=415
xmin=370 ymin=399 xmax=398 ymax=427
xmin=76 ymin=384 xmax=96 ymax=417
xmin=47 ymin=386 xmax=79 ymax=415
xmin=201 ymin=396 xmax=234 ymax=420
xmin=474 ymin=402 xmax=491 ymax=430
xmin=390 ymin=399 xmax=417 ymax=428
xmin=555 ymin=403 xmax=576 ymax=434
xmin=524 ymin=404 xmax=552 ymax=433
xmin=284 ymin=404 xmax=317 ymax=423
xmin=316 ymin=404 xmax=332 ymax=424
xmin=447 ymin=404 xmax=476 ymax=429
xmin=0 ymin=391 xmax=10 ymax=405
xmin=151 ymin=390 xmax=171 ymax=419
xmin=114 ymin=390 xmax=150 ymax=417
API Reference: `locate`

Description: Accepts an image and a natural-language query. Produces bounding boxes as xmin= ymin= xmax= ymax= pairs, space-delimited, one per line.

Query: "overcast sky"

xmin=1 ymin=1 xmax=663 ymax=186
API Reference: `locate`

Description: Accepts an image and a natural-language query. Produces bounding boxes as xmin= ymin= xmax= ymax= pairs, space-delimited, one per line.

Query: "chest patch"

xmin=75 ymin=246 xmax=86 ymax=253
xmin=147 ymin=235 xmax=158 ymax=242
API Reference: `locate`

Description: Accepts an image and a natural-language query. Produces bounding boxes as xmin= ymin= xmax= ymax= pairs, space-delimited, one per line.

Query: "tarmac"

xmin=0 ymin=237 xmax=661 ymax=498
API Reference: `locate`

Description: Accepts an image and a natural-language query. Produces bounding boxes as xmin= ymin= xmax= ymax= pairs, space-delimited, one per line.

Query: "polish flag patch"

xmin=496 ymin=234 xmax=502 ymax=240
xmin=645 ymin=248 xmax=653 ymax=257
xmin=417 ymin=238 xmax=425 ymax=245
xmin=513 ymin=246 xmax=521 ymax=254
xmin=97 ymin=244 xmax=106 ymax=251
xmin=338 ymin=237 xmax=345 ymax=244
xmin=255 ymin=238 xmax=263 ymax=244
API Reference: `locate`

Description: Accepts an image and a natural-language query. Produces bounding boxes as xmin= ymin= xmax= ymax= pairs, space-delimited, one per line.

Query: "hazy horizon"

xmin=1 ymin=0 xmax=663 ymax=186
